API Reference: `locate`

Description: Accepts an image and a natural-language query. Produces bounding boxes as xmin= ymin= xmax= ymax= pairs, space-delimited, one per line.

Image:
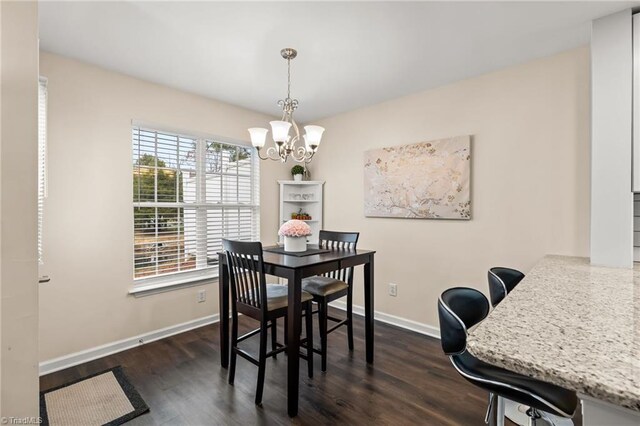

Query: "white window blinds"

xmin=38 ymin=78 xmax=48 ymax=265
xmin=132 ymin=127 xmax=260 ymax=280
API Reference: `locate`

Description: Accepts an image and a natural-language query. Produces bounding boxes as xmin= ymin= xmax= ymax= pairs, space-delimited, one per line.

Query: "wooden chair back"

xmin=318 ymin=230 xmax=359 ymax=284
xmin=223 ymin=239 xmax=267 ymax=316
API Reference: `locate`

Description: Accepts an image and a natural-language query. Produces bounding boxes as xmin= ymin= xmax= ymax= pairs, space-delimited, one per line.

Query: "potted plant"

xmin=278 ymin=219 xmax=311 ymax=252
xmin=291 ymin=165 xmax=305 ymax=181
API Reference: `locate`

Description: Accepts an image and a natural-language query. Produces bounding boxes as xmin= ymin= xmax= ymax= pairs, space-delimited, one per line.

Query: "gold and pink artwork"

xmin=363 ymin=136 xmax=471 ymax=219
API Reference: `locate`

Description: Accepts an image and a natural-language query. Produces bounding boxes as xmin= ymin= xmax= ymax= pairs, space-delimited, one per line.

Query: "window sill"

xmin=129 ymin=270 xmax=218 ymax=298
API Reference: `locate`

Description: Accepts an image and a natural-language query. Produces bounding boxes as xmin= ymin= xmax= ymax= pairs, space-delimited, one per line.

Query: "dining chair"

xmin=301 ymin=230 xmax=359 ymax=372
xmin=223 ymin=239 xmax=314 ymax=405
xmin=438 ymin=287 xmax=577 ymax=426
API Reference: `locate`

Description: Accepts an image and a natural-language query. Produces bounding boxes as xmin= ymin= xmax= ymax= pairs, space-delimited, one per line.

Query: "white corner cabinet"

xmin=278 ymin=180 xmax=325 ymax=244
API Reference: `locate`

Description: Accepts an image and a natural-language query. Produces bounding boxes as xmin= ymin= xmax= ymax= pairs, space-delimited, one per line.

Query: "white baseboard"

xmin=40 ymin=303 xmax=438 ymax=376
xmin=329 ymin=301 xmax=440 ymax=339
xmin=39 ymin=314 xmax=219 ymax=376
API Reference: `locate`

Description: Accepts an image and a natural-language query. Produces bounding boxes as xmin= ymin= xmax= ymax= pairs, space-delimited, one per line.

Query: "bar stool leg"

xmin=496 ymin=396 xmax=505 ymax=426
xmin=485 ymin=392 xmax=497 ymax=424
xmin=526 ymin=407 xmax=541 ymax=426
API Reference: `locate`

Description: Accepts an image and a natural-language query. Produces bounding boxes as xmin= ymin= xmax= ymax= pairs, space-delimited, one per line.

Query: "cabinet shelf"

xmin=279 ymin=180 xmax=325 ymax=243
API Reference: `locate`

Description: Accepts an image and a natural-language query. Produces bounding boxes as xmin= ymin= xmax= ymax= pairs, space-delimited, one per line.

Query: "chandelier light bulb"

xmin=248 ymin=128 xmax=268 ymax=148
xmin=270 ymin=120 xmax=292 ymax=143
xmin=303 ymin=125 xmax=325 ymax=148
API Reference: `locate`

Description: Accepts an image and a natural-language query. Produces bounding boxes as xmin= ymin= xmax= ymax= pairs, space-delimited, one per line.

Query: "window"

xmin=132 ymin=126 xmax=259 ymax=281
xmin=38 ymin=77 xmax=48 ymax=265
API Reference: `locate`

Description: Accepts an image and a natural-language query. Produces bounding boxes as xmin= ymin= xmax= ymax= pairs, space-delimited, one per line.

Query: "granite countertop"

xmin=467 ymin=255 xmax=640 ymax=412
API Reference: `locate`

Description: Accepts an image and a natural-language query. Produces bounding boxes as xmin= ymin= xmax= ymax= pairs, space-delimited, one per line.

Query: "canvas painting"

xmin=363 ymin=136 xmax=471 ymax=219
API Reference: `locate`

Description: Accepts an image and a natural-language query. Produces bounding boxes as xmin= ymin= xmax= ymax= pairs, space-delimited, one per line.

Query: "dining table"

xmin=218 ymin=245 xmax=376 ymax=417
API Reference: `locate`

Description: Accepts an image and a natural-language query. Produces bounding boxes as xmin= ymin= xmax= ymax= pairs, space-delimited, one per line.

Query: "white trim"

xmin=329 ymin=300 xmax=440 ymax=339
xmin=39 ymin=314 xmax=219 ymax=376
xmin=39 ymin=302 xmax=438 ymax=376
xmin=130 ymin=270 xmax=218 ymax=297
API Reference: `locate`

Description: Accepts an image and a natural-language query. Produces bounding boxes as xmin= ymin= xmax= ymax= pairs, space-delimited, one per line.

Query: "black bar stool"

xmin=488 ymin=267 xmax=567 ymax=425
xmin=487 ymin=267 xmax=525 ymax=308
xmin=437 ymin=287 xmax=577 ymax=426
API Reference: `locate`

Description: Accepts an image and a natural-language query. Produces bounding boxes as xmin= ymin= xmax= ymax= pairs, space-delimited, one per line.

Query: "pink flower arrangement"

xmin=278 ymin=220 xmax=312 ymax=238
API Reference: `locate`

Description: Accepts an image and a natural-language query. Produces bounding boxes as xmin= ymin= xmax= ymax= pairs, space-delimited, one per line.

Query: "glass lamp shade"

xmin=303 ymin=135 xmax=316 ymax=151
xmin=303 ymin=125 xmax=325 ymax=147
xmin=270 ymin=120 xmax=292 ymax=143
xmin=248 ymin=127 xmax=268 ymax=148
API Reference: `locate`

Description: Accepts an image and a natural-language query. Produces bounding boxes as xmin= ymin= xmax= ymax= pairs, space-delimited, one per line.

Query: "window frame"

xmin=129 ymin=123 xmax=260 ymax=296
xmin=38 ymin=77 xmax=48 ymax=266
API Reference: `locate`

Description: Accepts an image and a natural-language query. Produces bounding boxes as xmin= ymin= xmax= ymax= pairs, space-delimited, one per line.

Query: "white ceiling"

xmin=39 ymin=1 xmax=638 ymax=122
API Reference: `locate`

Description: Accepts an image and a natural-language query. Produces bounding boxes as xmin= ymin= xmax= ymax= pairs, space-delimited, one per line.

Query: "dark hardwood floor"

xmin=40 ymin=309 xmax=579 ymax=425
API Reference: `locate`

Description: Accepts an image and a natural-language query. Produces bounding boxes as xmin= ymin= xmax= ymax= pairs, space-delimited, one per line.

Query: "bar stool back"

xmin=488 ymin=267 xmax=525 ymax=307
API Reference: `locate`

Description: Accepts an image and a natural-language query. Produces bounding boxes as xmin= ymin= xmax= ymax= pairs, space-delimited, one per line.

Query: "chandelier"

xmin=248 ymin=48 xmax=324 ymax=163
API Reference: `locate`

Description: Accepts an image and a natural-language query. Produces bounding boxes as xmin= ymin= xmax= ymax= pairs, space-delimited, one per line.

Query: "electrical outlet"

xmin=197 ymin=289 xmax=206 ymax=303
xmin=389 ymin=283 xmax=397 ymax=297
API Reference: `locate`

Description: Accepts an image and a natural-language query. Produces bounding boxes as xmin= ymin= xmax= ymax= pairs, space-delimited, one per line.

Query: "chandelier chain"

xmin=287 ymin=57 xmax=291 ymax=101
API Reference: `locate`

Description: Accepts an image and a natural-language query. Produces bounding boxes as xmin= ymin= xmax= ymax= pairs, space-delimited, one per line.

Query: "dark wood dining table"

xmin=218 ymin=246 xmax=376 ymax=417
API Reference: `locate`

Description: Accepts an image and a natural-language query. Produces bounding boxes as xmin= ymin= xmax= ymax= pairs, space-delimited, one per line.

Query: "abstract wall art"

xmin=363 ymin=135 xmax=471 ymax=219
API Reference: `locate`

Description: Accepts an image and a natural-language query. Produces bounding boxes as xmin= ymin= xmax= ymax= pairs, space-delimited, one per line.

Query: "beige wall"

xmin=38 ymin=52 xmax=288 ymax=361
xmin=39 ymin=46 xmax=590 ymax=362
xmin=0 ymin=0 xmax=40 ymax=416
xmin=313 ymin=47 xmax=590 ymax=329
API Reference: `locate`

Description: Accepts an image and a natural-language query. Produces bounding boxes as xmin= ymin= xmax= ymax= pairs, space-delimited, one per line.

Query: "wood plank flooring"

xmin=40 ymin=309 xmax=580 ymax=425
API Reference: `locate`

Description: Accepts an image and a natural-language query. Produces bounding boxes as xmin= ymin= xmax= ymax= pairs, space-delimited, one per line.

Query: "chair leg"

xmin=318 ymin=300 xmax=328 ymax=372
xmin=347 ymin=287 xmax=354 ymax=351
xmin=284 ymin=314 xmax=288 ymax=348
xmin=305 ymin=302 xmax=314 ymax=378
xmin=255 ymin=321 xmax=268 ymax=406
xmin=228 ymin=312 xmax=238 ymax=385
xmin=271 ymin=318 xmax=277 ymax=359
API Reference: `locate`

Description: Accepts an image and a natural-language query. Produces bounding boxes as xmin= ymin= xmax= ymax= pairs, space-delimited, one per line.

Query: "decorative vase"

xmin=293 ymin=174 xmax=303 ymax=181
xmin=284 ymin=235 xmax=307 ymax=252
